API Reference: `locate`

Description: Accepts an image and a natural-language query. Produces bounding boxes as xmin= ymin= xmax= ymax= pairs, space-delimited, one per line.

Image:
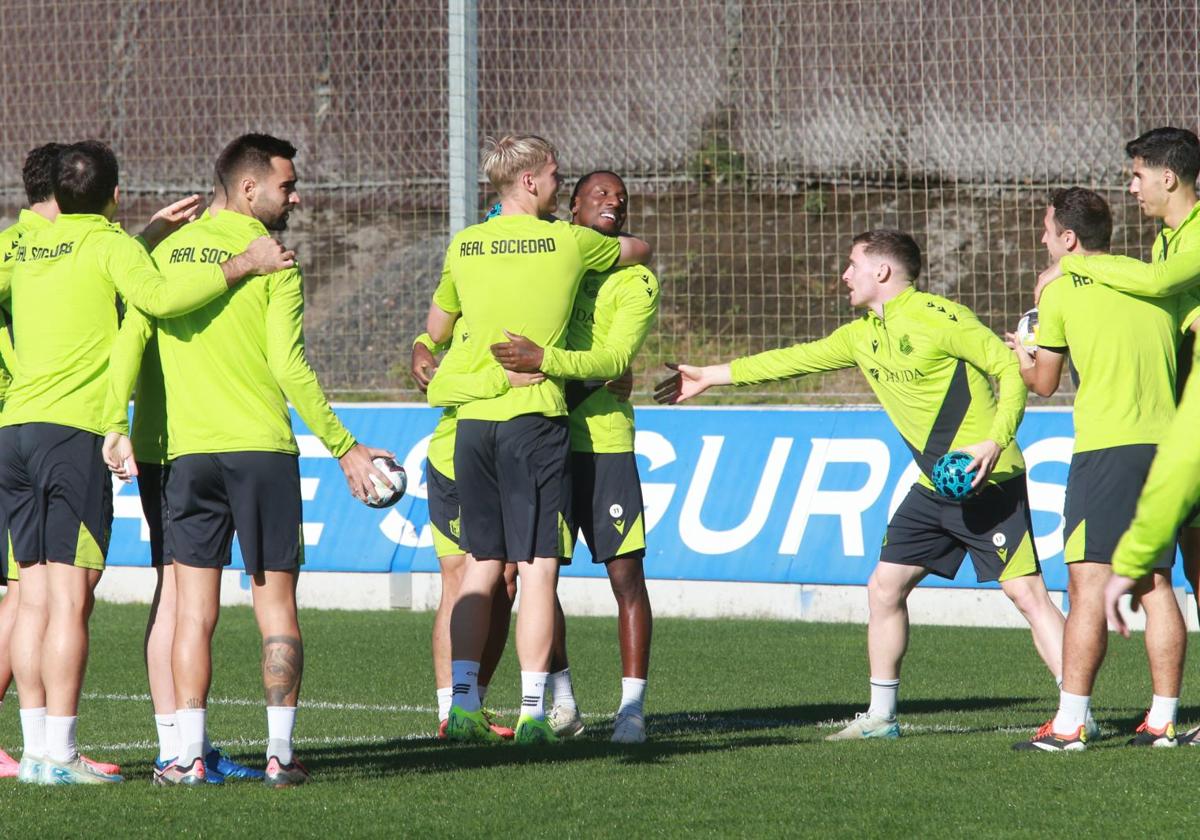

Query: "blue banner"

xmin=108 ymin=405 xmax=1186 ymax=591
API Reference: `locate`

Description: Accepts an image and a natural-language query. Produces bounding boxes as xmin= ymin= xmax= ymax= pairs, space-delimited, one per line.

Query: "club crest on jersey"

xmin=584 ymin=277 xmax=603 ymax=298
xmin=898 ymin=335 xmax=913 ymax=354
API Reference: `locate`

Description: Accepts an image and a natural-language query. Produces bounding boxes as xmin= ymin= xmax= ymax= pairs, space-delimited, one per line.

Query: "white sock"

xmin=618 ymin=677 xmax=647 ymax=717
xmin=44 ymin=715 xmax=78 ymax=763
xmin=451 ymin=660 xmax=481 ymax=712
xmin=521 ymin=671 xmax=548 ymax=720
xmin=154 ymin=713 xmax=178 ymax=763
xmin=436 ymin=687 xmax=453 ymax=722
xmin=867 ymin=678 xmax=899 ymax=719
xmin=548 ymin=668 xmax=576 ymax=711
xmin=477 ymin=683 xmax=489 ymax=706
xmin=19 ymin=707 xmax=46 ymax=758
xmin=176 ymin=708 xmax=207 ymax=766
xmin=1052 ymin=691 xmax=1090 ymax=733
xmin=1147 ymin=695 xmax=1179 ymax=730
xmin=267 ymin=706 xmax=297 ymax=765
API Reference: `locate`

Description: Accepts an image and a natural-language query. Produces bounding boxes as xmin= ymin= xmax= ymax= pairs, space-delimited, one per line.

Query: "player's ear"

xmin=520 ymin=169 xmax=537 ymax=195
xmin=1164 ymin=168 xmax=1179 ymax=191
xmin=877 ymin=261 xmax=891 ymax=284
xmin=1062 ymin=228 xmax=1077 ymax=251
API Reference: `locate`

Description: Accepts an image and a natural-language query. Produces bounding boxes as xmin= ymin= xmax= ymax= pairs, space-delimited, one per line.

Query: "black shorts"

xmin=1064 ymin=445 xmax=1174 ymax=569
xmin=426 ymin=461 xmax=462 ymax=558
xmin=571 ymin=451 xmax=646 ymax=565
xmin=165 ymin=452 xmax=303 ymax=574
xmin=881 ymin=477 xmax=1040 ymax=583
xmin=454 ymin=415 xmax=572 ymax=562
xmin=137 ymin=462 xmax=174 ymax=567
xmin=0 ymin=423 xmax=112 ymax=571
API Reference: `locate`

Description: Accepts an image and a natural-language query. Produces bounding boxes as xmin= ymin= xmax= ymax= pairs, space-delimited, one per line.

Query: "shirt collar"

xmin=212 ymin=209 xmax=269 ymax=237
xmin=17 ymin=208 xmax=51 ymax=229
xmin=874 ymin=285 xmax=917 ymax=322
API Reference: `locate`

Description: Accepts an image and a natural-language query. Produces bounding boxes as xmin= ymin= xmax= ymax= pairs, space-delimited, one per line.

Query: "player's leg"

xmin=828 ymin=484 xmax=954 ymax=741
xmin=476 ymin=562 xmax=517 ymax=738
xmin=38 ymin=426 xmax=121 ymax=784
xmin=1128 ymin=569 xmax=1186 ymax=747
xmin=1182 ymin=525 xmax=1200 ymax=618
xmin=0 ymin=575 xmax=20 ymax=776
xmin=607 ymin=553 xmax=652 ymax=743
xmin=11 ymin=564 xmax=48 ymax=781
xmin=546 ymin=594 xmax=581 ymax=735
xmin=513 ymin=555 xmax=561 ymax=741
xmin=433 ymin=551 xmax=465 ymax=734
xmin=140 ymin=462 xmax=180 ymax=770
xmin=997 ymin=573 xmax=1064 ymax=680
xmin=221 ymin=451 xmax=308 ymax=786
xmin=160 ymin=453 xmax=232 ymax=785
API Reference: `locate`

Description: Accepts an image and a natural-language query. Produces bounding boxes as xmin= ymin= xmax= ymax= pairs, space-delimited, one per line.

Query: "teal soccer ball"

xmin=932 ymin=451 xmax=976 ymax=499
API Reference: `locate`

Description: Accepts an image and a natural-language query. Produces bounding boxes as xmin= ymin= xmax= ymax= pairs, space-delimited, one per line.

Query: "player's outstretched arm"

xmin=654 ymin=363 xmax=732 ymax=404
xmin=1060 ymin=249 xmax=1200 ymax=298
xmin=137 ymin=194 xmax=203 ymax=252
xmin=219 ymin=236 xmax=296 ymax=287
xmin=426 ymin=361 xmax=541 ymax=408
xmin=616 ymin=233 xmax=652 ymax=267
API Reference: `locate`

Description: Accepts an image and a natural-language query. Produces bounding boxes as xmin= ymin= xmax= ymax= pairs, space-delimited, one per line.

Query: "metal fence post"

xmin=448 ymin=0 xmax=479 ymax=236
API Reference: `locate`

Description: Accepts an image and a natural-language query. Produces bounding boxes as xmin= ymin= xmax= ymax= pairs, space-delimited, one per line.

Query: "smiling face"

xmin=1128 ymin=156 xmax=1170 ymax=220
xmin=570 ymin=172 xmax=628 ymax=235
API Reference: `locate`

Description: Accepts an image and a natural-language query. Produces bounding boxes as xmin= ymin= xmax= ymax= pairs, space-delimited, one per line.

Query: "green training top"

xmin=1037 ymin=272 xmax=1183 ymax=452
xmin=729 ymin=286 xmax=1027 ymax=488
xmin=1112 ymin=341 xmax=1200 ymax=578
xmin=0 ymin=209 xmax=52 ymax=402
xmin=426 ymin=263 xmax=661 ymax=453
xmin=2 ymin=213 xmax=229 ymax=435
xmin=433 ymin=214 xmax=621 ymax=421
xmin=540 ymin=264 xmax=659 ymax=453
xmin=109 ymin=210 xmax=355 ymax=458
xmin=1060 ymin=199 xmax=1200 ymax=328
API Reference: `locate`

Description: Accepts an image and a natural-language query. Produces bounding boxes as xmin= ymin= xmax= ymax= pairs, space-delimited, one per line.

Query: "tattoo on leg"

xmin=262 ymin=634 xmax=304 ymax=706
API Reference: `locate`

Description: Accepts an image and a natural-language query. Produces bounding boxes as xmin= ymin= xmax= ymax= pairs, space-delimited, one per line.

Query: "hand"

xmin=959 ymin=439 xmax=1002 ymax=489
xmin=411 ymin=343 xmax=437 ymax=392
xmin=490 ymin=330 xmax=544 ymax=372
xmin=102 ymin=432 xmax=139 ymax=483
xmin=505 ymin=369 xmax=545 ymax=388
xmin=654 ymin=363 xmax=711 ymax=404
xmin=139 ymin=194 xmax=203 ymax=250
xmin=1004 ymin=332 xmax=1035 ymax=369
xmin=338 ymin=443 xmax=396 ymax=503
xmin=237 ymin=236 xmax=297 ymax=277
xmin=1103 ymin=573 xmax=1140 ymax=639
xmin=1033 ymin=260 xmax=1063 ymax=305
xmin=606 ymin=367 xmax=634 ymax=402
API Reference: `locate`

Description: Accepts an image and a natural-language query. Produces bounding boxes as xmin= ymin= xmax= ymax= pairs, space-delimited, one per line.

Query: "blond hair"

xmin=480 ymin=134 xmax=557 ymax=192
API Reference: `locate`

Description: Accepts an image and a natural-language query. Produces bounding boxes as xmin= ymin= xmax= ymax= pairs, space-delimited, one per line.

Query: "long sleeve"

xmin=934 ymin=308 xmax=1027 ymax=449
xmin=103 ymin=305 xmax=155 ymax=435
xmin=108 ymin=234 xmax=228 ymax=319
xmin=426 ymin=362 xmax=510 ymax=408
xmin=1060 ymin=251 xmax=1200 ymax=298
xmin=540 ymin=269 xmax=660 ymax=380
xmin=1112 ymin=363 xmax=1200 ymax=578
xmin=730 ymin=322 xmax=858 ymax=385
xmin=265 ymin=268 xmax=356 ymax=458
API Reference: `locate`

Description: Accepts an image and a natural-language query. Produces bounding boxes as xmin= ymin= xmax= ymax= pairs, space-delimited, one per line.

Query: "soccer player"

xmin=0 ymin=142 xmax=63 ymax=778
xmin=487 ymin=170 xmax=660 ymax=743
xmin=1010 ymin=188 xmax=1192 ymax=751
xmin=656 ymin=230 xmax=1068 ymax=740
xmin=1035 ymin=127 xmax=1200 ymax=623
xmin=410 ymin=324 xmax=530 ymax=740
xmin=0 ymin=139 xmax=289 ymax=785
xmin=425 ymin=134 xmax=650 ymax=743
xmin=105 ymin=133 xmax=392 ymax=786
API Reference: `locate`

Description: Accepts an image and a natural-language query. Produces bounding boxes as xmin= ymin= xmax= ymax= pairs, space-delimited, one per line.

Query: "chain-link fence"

xmin=0 ymin=1 xmax=1194 ymax=401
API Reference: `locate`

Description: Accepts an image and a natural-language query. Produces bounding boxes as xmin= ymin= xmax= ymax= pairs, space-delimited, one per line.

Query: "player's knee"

xmin=608 ymin=559 xmax=647 ymax=605
xmin=867 ymin=574 xmax=903 ymax=609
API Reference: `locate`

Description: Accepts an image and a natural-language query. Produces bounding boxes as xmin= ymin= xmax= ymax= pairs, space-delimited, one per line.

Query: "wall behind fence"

xmin=1 ymin=1 xmax=1197 ymax=401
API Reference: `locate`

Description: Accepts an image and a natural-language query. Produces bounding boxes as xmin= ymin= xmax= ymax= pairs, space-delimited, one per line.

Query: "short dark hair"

xmin=570 ymin=170 xmax=624 ymax=206
xmin=851 ymin=229 xmax=922 ymax=281
xmin=215 ymin=133 xmax=297 ymax=194
xmin=1049 ymin=187 xmax=1112 ymax=251
xmin=1125 ymin=127 xmax=1200 ymax=183
xmin=53 ymin=140 xmax=119 ymax=214
xmin=22 ymin=143 xmax=65 ymax=204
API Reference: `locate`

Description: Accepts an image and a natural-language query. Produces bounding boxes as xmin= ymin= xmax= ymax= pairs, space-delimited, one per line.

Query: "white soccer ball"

xmin=365 ymin=456 xmax=407 ymax=509
xmin=1016 ymin=308 xmax=1039 ymax=356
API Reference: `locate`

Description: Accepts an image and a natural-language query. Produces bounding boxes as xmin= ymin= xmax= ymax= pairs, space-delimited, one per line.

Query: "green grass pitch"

xmin=2 ymin=601 xmax=1197 ymax=836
